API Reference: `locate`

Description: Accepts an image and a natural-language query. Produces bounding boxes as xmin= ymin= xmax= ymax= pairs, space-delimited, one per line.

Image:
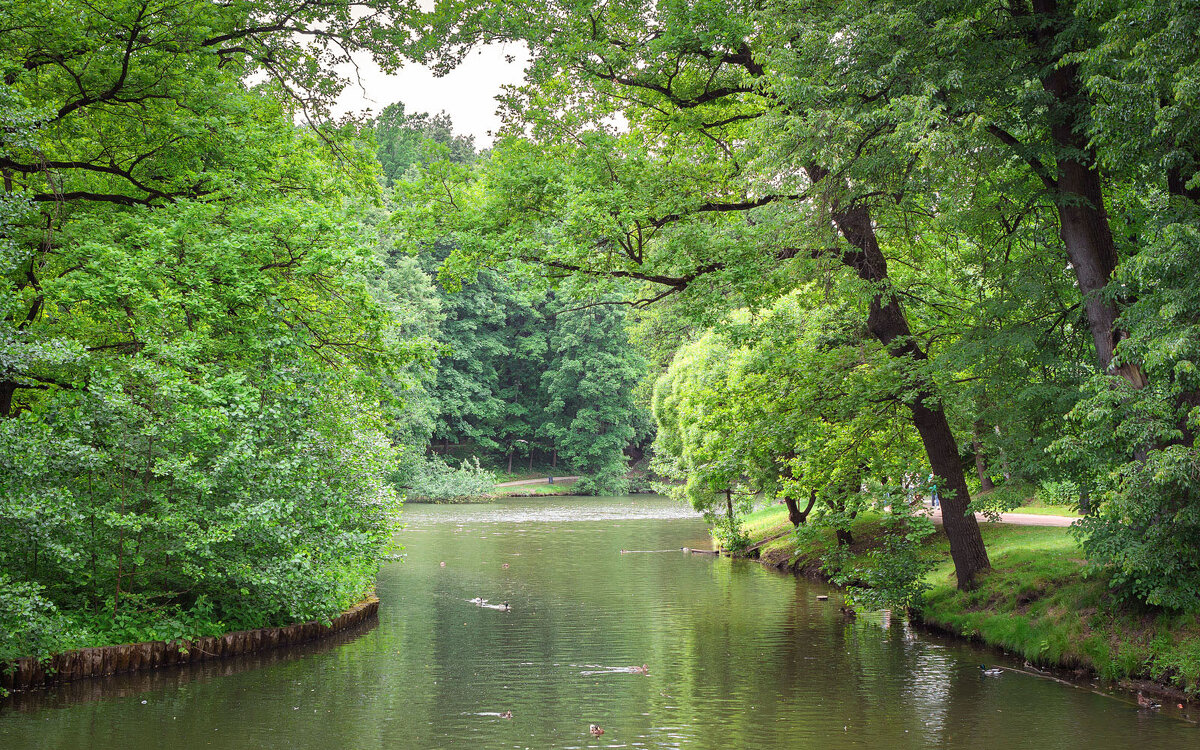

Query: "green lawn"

xmin=1010 ymin=501 xmax=1081 ymax=517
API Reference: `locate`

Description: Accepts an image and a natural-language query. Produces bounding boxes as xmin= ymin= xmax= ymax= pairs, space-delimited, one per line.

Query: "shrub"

xmin=399 ymin=455 xmax=496 ymax=501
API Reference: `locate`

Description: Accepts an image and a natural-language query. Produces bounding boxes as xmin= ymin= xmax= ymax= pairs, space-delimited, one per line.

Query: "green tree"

xmin=409 ymin=0 xmax=993 ymax=587
xmin=541 ymin=295 xmax=645 ymax=494
xmin=373 ymin=102 xmax=478 ymax=186
xmin=0 ymin=0 xmax=424 ymax=658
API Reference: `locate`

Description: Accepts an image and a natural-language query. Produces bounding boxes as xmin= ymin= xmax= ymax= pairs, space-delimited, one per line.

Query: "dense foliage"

xmin=377 ymin=116 xmax=649 ymax=493
xmin=0 ymin=0 xmax=418 ymax=663
xmin=5 ymin=0 xmax=1200 ymax=672
xmin=403 ymin=0 xmax=1200 ymax=606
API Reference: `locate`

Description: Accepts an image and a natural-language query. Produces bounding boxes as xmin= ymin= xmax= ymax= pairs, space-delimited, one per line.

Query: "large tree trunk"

xmin=0 ymin=381 xmax=14 ymax=418
xmin=783 ymin=489 xmax=817 ymax=528
xmin=1168 ymin=162 xmax=1200 ymax=203
xmin=832 ymin=485 xmax=858 ymax=547
xmin=810 ymin=168 xmax=990 ymax=588
xmin=1031 ymin=0 xmax=1146 ymax=388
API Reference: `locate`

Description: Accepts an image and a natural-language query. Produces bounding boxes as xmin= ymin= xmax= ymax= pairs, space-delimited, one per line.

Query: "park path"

xmin=485 ymin=484 xmax=1078 ymax=526
xmin=494 ymin=475 xmax=581 ymax=488
xmin=930 ymin=507 xmax=1078 ymax=527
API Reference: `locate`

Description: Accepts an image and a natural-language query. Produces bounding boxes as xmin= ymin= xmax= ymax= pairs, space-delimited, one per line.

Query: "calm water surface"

xmin=1 ymin=495 xmax=1196 ymax=749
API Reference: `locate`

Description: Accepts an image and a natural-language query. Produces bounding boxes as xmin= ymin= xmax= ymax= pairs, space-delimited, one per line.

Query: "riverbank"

xmin=406 ymin=477 xmax=583 ymax=503
xmin=739 ymin=505 xmax=1200 ymax=699
xmin=1 ymin=597 xmax=379 ymax=696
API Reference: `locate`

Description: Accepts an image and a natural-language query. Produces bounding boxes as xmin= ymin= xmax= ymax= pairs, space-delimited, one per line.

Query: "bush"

xmin=1036 ymin=480 xmax=1080 ymax=508
xmin=0 ymin=372 xmax=401 ymax=654
xmin=970 ymin=482 xmax=1029 ymax=519
xmin=832 ymin=516 xmax=937 ymax=611
xmin=1072 ymin=445 xmax=1200 ymax=611
xmin=573 ymin=471 xmax=630 ymax=496
xmin=397 ymin=455 xmax=496 ymax=501
xmin=0 ymin=575 xmax=68 ymax=666
xmin=709 ymin=512 xmax=751 ymax=553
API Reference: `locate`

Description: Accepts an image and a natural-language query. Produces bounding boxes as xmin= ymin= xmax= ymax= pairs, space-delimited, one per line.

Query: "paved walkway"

xmin=929 ymin=506 xmax=1078 ymax=527
xmin=494 ymin=475 xmax=581 ymax=488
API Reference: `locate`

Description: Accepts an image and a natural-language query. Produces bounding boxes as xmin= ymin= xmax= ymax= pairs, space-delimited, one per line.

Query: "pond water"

xmin=2 ymin=495 xmax=1196 ymax=749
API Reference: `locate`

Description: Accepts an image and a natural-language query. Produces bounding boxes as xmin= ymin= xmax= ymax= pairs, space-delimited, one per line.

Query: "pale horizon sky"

xmin=333 ymin=44 xmax=530 ymax=146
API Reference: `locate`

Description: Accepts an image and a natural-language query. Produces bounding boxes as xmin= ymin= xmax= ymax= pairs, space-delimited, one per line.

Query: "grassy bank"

xmin=404 ymin=495 xmax=498 ymax=504
xmin=405 ymin=479 xmax=582 ymax=503
xmin=494 ymin=480 xmax=580 ymax=497
xmin=739 ymin=504 xmax=1200 ymax=696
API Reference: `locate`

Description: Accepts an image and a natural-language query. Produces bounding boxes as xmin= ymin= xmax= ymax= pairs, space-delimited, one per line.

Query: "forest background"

xmin=4 ymin=0 xmax=1200 ymax=686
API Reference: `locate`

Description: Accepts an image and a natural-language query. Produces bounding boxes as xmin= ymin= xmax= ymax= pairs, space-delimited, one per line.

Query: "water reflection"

xmin=0 ymin=617 xmax=379 ymax=715
xmin=1 ymin=495 xmax=1195 ymax=749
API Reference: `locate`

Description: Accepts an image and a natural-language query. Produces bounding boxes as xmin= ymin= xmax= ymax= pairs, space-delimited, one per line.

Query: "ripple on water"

xmin=2 ymin=495 xmax=1195 ymax=750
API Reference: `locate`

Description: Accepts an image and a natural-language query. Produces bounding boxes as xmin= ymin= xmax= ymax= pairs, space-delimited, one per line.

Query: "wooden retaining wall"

xmin=1 ymin=596 xmax=378 ymax=695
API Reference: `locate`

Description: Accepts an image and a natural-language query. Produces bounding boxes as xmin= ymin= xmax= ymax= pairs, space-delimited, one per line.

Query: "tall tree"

xmin=541 ymin=293 xmax=644 ymax=494
xmin=373 ymin=102 xmax=477 ymax=186
xmin=412 ymin=0 xmax=993 ymax=586
xmin=0 ymin=0 xmax=421 ymax=658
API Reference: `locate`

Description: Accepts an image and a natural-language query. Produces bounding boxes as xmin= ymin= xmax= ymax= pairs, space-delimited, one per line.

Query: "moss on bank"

xmin=739 ymin=504 xmax=1200 ymax=696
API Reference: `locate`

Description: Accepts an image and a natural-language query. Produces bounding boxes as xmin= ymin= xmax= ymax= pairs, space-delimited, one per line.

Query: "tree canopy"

xmin=401 ymin=0 xmax=1200 ymax=601
xmin=5 ymin=0 xmax=1200 ymax=669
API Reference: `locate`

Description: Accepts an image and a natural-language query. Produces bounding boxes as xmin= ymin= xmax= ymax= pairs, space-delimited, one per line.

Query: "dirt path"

xmin=494 ymin=475 xmax=581 ymax=488
xmin=929 ymin=507 xmax=1078 ymax=527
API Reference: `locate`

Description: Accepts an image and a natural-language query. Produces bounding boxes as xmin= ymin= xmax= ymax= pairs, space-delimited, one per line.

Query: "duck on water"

xmin=469 ymin=597 xmax=510 ymax=611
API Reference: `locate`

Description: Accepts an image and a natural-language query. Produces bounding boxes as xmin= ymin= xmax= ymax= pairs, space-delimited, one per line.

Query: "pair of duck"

xmin=981 ymin=665 xmax=1169 ymax=711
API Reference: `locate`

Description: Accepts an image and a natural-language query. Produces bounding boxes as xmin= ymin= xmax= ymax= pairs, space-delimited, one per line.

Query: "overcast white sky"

xmin=332 ymin=44 xmax=529 ymax=146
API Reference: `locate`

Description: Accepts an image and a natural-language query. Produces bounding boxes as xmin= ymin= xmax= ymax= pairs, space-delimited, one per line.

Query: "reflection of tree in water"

xmin=3 ymin=618 xmax=379 ymax=715
xmin=420 ymin=516 xmax=704 ymax=744
xmin=10 ymin=505 xmax=1194 ymax=749
xmin=669 ymin=571 xmax=968 ymax=747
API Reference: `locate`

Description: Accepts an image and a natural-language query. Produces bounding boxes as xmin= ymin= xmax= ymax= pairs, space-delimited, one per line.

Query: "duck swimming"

xmin=589 ymin=724 xmax=604 ymax=737
xmin=468 ymin=598 xmax=511 ymax=611
xmin=979 ymin=664 xmax=1004 ymax=677
xmin=630 ymin=664 xmax=648 ymax=674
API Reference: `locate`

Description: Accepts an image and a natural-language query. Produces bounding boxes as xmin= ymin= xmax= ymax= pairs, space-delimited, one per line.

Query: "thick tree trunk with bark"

xmin=0 ymin=381 xmax=14 ymax=418
xmin=809 ymin=168 xmax=990 ymax=588
xmin=1031 ymin=0 xmax=1146 ymax=388
xmin=783 ymin=489 xmax=817 ymax=528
